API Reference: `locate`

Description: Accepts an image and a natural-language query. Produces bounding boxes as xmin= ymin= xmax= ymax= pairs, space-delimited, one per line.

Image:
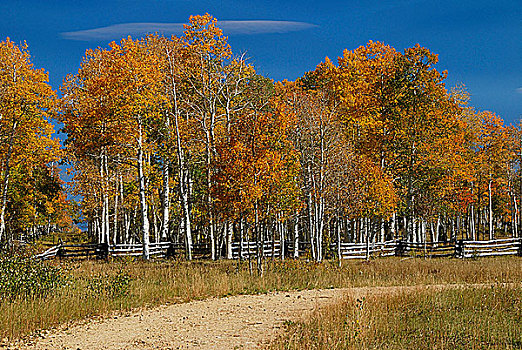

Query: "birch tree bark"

xmin=137 ymin=119 xmax=150 ymax=260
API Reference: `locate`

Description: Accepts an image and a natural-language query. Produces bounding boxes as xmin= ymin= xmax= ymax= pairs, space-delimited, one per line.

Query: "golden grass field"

xmin=269 ymin=284 xmax=521 ymax=349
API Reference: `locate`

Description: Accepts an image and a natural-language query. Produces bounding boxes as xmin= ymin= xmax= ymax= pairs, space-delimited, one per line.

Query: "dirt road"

xmin=15 ymin=284 xmax=494 ymax=350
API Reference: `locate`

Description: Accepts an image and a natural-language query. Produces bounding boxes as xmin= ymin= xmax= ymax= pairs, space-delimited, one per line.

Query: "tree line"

xmin=1 ymin=15 xmax=521 ymax=263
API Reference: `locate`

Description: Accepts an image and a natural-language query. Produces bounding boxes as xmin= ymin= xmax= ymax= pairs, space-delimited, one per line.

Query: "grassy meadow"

xmin=269 ymin=284 xmax=522 ymax=349
xmin=0 ymin=255 xmax=521 ymax=344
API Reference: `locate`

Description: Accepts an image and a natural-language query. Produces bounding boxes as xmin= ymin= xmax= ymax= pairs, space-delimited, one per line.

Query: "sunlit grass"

xmin=269 ymin=284 xmax=522 ymax=349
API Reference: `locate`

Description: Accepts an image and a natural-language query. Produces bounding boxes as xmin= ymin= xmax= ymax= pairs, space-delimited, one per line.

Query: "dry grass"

xmin=269 ymin=284 xmax=522 ymax=349
xmin=1 ymin=256 xmax=521 ymax=342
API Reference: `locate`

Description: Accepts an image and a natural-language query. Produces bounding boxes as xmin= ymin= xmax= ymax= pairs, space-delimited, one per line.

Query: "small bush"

xmin=86 ymin=268 xmax=131 ymax=298
xmin=0 ymin=254 xmax=66 ymax=301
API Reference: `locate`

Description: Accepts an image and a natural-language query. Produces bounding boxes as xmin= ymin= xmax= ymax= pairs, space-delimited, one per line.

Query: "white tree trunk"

xmin=411 ymin=217 xmax=417 ymax=243
xmin=380 ymin=218 xmax=385 ymax=242
xmin=337 ymin=216 xmax=342 ymax=267
xmin=513 ymin=195 xmax=519 ymax=238
xmin=161 ymin=160 xmax=170 ymax=241
xmin=470 ymin=205 xmax=476 ymax=240
xmin=390 ymin=213 xmax=396 ymax=240
xmin=488 ymin=179 xmax=494 ymax=240
xmin=280 ymin=217 xmax=285 ymax=260
xmin=239 ymin=217 xmax=244 ymax=260
xmin=99 ymin=157 xmax=107 ymax=244
xmin=255 ymin=201 xmax=263 ymax=276
xmin=316 ymin=197 xmax=324 ymax=262
xmin=307 ymin=190 xmax=316 ymax=261
xmin=103 ymin=153 xmax=110 ymax=244
xmin=138 ymin=121 xmax=150 ymax=260
xmin=293 ymin=217 xmax=299 ymax=258
xmin=113 ymin=174 xmax=119 ymax=245
xmin=226 ymin=221 xmax=233 ymax=259
xmin=365 ymin=219 xmax=370 ymax=261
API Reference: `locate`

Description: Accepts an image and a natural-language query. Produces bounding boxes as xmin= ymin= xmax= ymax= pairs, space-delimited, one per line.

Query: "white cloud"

xmin=219 ymin=20 xmax=317 ymax=35
xmin=61 ymin=20 xmax=318 ymax=41
xmin=516 ymin=87 xmax=522 ymax=94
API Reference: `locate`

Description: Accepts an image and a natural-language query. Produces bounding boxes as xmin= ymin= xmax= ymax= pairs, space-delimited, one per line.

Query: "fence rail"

xmin=231 ymin=241 xmax=281 ymax=259
xmin=110 ymin=242 xmax=172 ymax=257
xmin=458 ymin=238 xmax=521 ymax=258
xmin=333 ymin=241 xmax=397 ymax=259
xmin=34 ymin=245 xmax=61 ymax=260
xmin=333 ymin=238 xmax=522 ymax=259
xmin=33 ymin=238 xmax=522 ymax=260
xmin=397 ymin=241 xmax=457 ymax=258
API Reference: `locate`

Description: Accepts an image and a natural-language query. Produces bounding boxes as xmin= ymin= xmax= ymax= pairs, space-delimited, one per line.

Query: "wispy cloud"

xmin=61 ymin=20 xmax=318 ymax=41
xmin=517 ymin=87 xmax=522 ymax=94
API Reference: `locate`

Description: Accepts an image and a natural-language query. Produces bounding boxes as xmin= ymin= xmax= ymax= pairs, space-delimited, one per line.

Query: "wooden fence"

xmin=334 ymin=238 xmax=522 ymax=259
xmin=33 ymin=242 xmax=179 ymax=260
xmin=231 ymin=241 xmax=281 ymax=259
xmin=334 ymin=241 xmax=397 ymax=259
xmin=396 ymin=241 xmax=456 ymax=258
xmin=34 ymin=244 xmax=62 ymax=260
xmin=33 ymin=238 xmax=522 ymax=260
xmin=457 ymin=238 xmax=521 ymax=258
xmin=110 ymin=242 xmax=173 ymax=257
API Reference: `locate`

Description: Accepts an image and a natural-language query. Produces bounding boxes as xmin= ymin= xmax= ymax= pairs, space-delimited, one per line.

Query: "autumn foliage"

xmin=0 ymin=38 xmax=66 ymax=244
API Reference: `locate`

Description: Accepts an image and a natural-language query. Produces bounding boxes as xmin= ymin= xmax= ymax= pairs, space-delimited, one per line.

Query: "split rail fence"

xmin=231 ymin=241 xmax=281 ymax=259
xmin=34 ymin=238 xmax=522 ymax=260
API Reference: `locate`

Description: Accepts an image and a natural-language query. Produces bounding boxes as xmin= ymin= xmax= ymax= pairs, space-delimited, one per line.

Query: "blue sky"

xmin=1 ymin=0 xmax=521 ymax=123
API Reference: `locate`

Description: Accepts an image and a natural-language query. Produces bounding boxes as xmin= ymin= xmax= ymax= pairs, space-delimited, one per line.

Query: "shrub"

xmin=86 ymin=268 xmax=131 ymax=299
xmin=0 ymin=254 xmax=66 ymax=301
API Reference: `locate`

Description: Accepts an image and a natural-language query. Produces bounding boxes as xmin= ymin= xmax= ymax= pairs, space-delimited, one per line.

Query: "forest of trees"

xmin=1 ymin=14 xmax=521 ymax=261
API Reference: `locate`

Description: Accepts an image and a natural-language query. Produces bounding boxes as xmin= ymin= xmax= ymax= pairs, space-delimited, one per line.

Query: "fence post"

xmin=455 ymin=239 xmax=463 ymax=258
xmin=166 ymin=242 xmax=177 ymax=258
xmin=97 ymin=242 xmax=109 ymax=259
xmin=56 ymin=243 xmax=65 ymax=259
xmin=395 ymin=240 xmax=404 ymax=257
xmin=518 ymin=238 xmax=522 ymax=257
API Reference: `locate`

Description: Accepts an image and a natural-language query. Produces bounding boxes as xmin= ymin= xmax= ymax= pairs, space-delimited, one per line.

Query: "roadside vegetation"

xmin=269 ymin=284 xmax=522 ymax=349
xmin=1 ymin=256 xmax=521 ymax=342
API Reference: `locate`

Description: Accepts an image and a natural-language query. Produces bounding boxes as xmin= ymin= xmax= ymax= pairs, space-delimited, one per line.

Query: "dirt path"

xmin=15 ymin=283 xmax=500 ymax=350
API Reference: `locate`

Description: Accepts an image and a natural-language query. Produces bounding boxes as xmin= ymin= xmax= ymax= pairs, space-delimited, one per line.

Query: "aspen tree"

xmin=0 ymin=39 xmax=60 ymax=243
